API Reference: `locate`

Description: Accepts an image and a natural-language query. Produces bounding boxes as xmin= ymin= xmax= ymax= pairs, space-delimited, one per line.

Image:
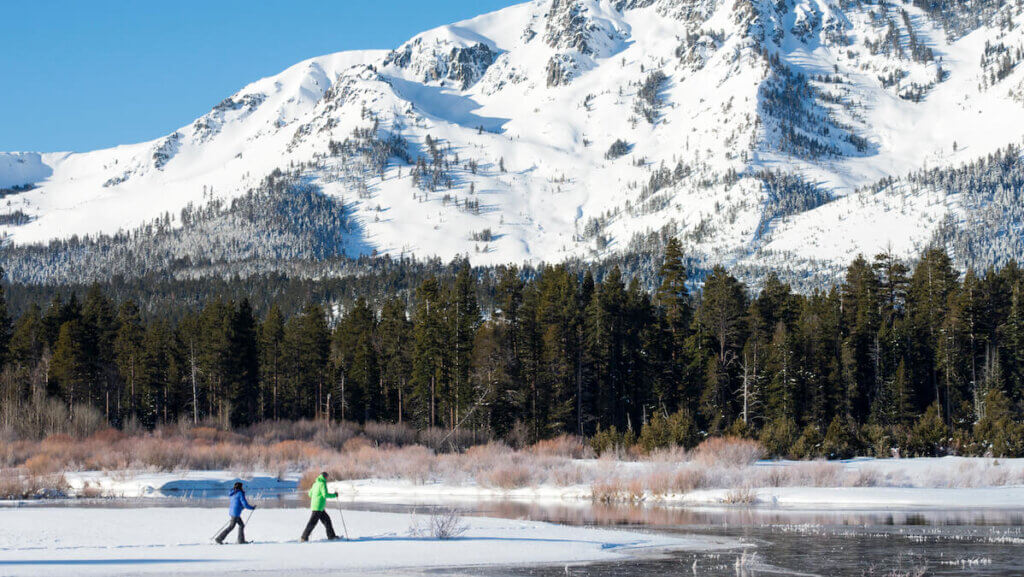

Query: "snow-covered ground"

xmin=0 ymin=507 xmax=737 ymax=576
xmin=59 ymin=456 xmax=1024 ymax=510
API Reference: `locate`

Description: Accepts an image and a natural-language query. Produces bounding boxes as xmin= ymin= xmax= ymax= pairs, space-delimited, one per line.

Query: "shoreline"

xmin=36 ymin=455 xmax=1024 ymax=511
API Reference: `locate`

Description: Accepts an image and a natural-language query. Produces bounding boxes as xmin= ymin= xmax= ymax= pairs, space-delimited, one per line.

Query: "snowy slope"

xmin=2 ymin=0 xmax=1024 ymax=281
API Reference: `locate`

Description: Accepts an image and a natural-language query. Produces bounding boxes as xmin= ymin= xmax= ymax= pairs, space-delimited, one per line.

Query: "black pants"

xmin=301 ymin=510 xmax=336 ymax=541
xmin=216 ymin=516 xmax=246 ymax=543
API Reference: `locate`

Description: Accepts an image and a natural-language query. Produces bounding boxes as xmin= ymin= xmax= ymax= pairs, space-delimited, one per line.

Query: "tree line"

xmin=3 ymin=240 xmax=1024 ymax=457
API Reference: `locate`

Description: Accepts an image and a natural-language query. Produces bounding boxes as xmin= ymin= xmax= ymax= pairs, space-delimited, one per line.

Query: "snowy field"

xmin=57 ymin=456 xmax=1024 ymax=510
xmin=0 ymin=507 xmax=737 ymax=576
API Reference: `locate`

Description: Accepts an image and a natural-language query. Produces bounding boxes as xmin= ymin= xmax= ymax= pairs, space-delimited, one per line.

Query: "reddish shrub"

xmin=25 ymin=454 xmax=64 ymax=475
xmin=691 ymin=437 xmax=765 ymax=467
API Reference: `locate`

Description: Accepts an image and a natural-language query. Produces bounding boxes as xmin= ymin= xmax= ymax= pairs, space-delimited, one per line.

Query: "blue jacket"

xmin=228 ymin=488 xmax=255 ymax=517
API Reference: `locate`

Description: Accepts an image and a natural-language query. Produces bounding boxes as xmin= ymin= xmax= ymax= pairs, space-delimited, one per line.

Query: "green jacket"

xmin=308 ymin=474 xmax=337 ymax=511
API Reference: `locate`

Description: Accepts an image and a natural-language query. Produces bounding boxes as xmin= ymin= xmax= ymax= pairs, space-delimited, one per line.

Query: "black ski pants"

xmin=301 ymin=510 xmax=337 ymax=541
xmin=216 ymin=516 xmax=246 ymax=543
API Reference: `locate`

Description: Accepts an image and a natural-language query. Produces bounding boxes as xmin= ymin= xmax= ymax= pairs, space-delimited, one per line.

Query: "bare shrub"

xmin=409 ymin=507 xmax=468 ymax=540
xmin=24 ymin=454 xmax=64 ymax=475
xmin=363 ymin=421 xmax=416 ymax=447
xmin=531 ymin=435 xmax=591 ymax=459
xmin=419 ymin=428 xmax=491 ymax=453
xmin=298 ymin=470 xmax=321 ymax=491
xmin=314 ymin=424 xmax=358 ymax=450
xmin=626 ymin=477 xmax=645 ymax=502
xmin=0 ymin=470 xmax=30 ymax=499
xmin=844 ymin=466 xmax=882 ymax=487
xmin=723 ymin=486 xmax=758 ymax=505
xmin=672 ymin=467 xmax=710 ymax=493
xmin=549 ymin=463 xmax=585 ymax=486
xmin=267 ymin=440 xmax=321 ymax=466
xmin=78 ymin=481 xmax=104 ymax=498
xmin=133 ymin=437 xmax=190 ymax=471
xmin=463 ymin=441 xmax=512 ymax=463
xmin=692 ymin=437 xmax=765 ymax=467
xmin=751 ymin=465 xmax=791 ymax=487
xmin=591 ymin=478 xmax=624 ymax=503
xmin=482 ymin=464 xmax=532 ymax=489
xmin=0 ymin=470 xmax=67 ymax=499
xmin=87 ymin=428 xmax=125 ymax=444
xmin=643 ymin=446 xmax=688 ymax=463
xmin=790 ymin=461 xmax=844 ymax=487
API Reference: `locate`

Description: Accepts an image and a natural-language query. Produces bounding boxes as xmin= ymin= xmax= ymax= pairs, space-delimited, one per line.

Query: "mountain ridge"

xmin=2 ymin=0 xmax=1024 ymax=285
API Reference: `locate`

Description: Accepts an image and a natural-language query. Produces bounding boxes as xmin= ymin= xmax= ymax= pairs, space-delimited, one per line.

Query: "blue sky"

xmin=0 ymin=0 xmax=516 ymax=152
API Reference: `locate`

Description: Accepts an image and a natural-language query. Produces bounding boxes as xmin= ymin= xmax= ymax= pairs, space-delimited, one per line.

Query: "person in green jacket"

xmin=301 ymin=471 xmax=338 ymax=541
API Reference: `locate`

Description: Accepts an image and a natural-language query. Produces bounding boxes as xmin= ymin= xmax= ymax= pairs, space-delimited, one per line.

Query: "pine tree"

xmin=259 ymin=305 xmax=286 ymax=420
xmin=82 ymin=284 xmax=119 ymax=419
xmin=536 ymin=266 xmax=579 ymax=436
xmin=821 ymin=414 xmax=859 ymax=459
xmin=49 ymin=320 xmax=89 ymax=411
xmin=870 ymin=360 xmax=913 ymax=428
xmin=974 ymin=387 xmax=1024 ymax=457
xmin=470 ymin=321 xmax=516 ymax=435
xmin=695 ymin=266 xmax=747 ymax=432
xmin=282 ymin=304 xmax=330 ymax=420
xmin=332 ymin=297 xmax=379 ymax=422
xmin=114 ymin=301 xmax=145 ymax=423
xmin=907 ymin=402 xmax=950 ymax=457
xmin=227 ymin=298 xmax=260 ymax=427
xmin=998 ymin=281 xmax=1024 ymax=404
xmin=412 ymin=277 xmax=447 ymax=427
xmin=840 ymin=255 xmax=881 ymax=422
xmin=0 ymin=268 xmax=11 ymax=372
xmin=378 ymin=297 xmax=412 ymax=422
xmin=8 ymin=304 xmax=43 ymax=370
xmin=655 ymin=240 xmax=693 ymax=406
xmin=907 ymin=248 xmax=960 ymax=420
xmin=449 ymin=260 xmax=481 ymax=427
xmin=138 ymin=320 xmax=175 ymax=427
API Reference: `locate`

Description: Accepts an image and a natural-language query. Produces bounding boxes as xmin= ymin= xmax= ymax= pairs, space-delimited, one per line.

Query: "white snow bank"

xmin=681 ymin=486 xmax=1024 ymax=509
xmin=0 ymin=507 xmax=737 ymax=576
xmin=59 ymin=457 xmax=1024 ymax=510
xmin=64 ymin=471 xmax=296 ymax=498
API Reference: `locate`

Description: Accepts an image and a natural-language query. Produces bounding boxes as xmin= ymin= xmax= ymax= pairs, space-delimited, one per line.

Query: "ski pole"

xmin=336 ymin=496 xmax=350 ymax=540
xmin=211 ymin=518 xmax=231 ymax=541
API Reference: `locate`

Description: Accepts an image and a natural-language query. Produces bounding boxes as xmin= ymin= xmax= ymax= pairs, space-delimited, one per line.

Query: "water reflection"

xmin=471 ymin=500 xmax=1024 ymax=529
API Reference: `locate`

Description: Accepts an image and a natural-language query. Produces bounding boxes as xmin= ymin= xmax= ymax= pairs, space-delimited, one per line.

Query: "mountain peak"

xmin=2 ymin=0 xmax=1024 ymax=286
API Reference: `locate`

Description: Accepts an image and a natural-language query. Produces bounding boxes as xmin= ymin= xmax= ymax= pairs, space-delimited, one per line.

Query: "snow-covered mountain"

xmin=3 ymin=0 xmax=1024 ymax=284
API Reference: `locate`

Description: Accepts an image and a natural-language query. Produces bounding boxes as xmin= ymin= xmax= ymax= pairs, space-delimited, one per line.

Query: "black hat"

xmin=233 ymin=482 xmax=243 ymax=490
xmin=321 ymin=471 xmax=329 ymax=479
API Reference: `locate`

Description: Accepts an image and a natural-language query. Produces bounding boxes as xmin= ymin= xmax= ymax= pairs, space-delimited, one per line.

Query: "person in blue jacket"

xmin=216 ymin=482 xmax=256 ymax=544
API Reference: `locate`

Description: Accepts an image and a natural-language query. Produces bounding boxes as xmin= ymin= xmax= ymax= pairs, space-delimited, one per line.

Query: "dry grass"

xmin=531 ymin=435 xmax=592 ymax=459
xmin=722 ymin=486 xmax=758 ymax=505
xmin=6 ymin=419 xmax=1024 ymax=502
xmin=482 ymin=465 xmax=533 ymax=489
xmin=671 ymin=467 xmax=710 ymax=493
xmin=691 ymin=437 xmax=765 ymax=467
xmin=591 ymin=478 xmax=625 ymax=503
xmin=0 ymin=470 xmax=68 ymax=499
